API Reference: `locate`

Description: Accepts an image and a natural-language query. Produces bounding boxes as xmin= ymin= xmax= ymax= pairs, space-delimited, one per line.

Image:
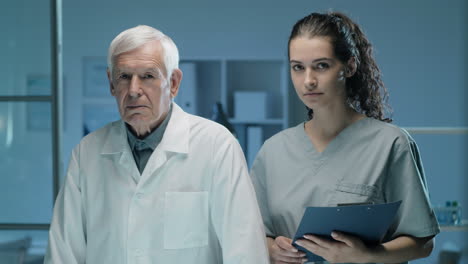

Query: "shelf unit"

xmin=178 ymin=58 xmax=289 ymax=166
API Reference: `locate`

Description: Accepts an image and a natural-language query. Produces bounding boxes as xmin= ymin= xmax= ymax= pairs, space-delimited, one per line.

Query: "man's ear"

xmin=107 ymin=68 xmax=115 ymax=96
xmin=169 ymin=68 xmax=182 ymax=98
xmin=345 ymin=57 xmax=357 ymax=78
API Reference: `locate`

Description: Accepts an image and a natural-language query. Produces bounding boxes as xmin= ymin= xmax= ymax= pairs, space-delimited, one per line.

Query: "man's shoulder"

xmin=78 ymin=120 xmax=122 ymax=150
xmin=186 ymin=113 xmax=234 ymax=140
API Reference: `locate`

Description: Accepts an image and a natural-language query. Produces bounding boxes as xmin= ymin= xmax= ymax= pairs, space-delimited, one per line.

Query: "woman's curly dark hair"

xmin=288 ymin=12 xmax=392 ymax=122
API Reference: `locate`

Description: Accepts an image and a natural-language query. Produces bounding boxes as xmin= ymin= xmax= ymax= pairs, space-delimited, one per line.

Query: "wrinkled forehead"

xmin=113 ymin=41 xmax=167 ymax=74
xmin=113 ymin=66 xmax=164 ymax=74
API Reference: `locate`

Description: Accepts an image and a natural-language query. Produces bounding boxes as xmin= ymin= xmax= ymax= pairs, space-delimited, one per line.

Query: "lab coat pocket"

xmin=164 ymin=191 xmax=209 ymax=249
xmin=332 ymin=182 xmax=384 ymax=205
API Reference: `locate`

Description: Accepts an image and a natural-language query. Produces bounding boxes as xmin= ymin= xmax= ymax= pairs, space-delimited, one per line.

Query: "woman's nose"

xmin=304 ymin=69 xmax=317 ymax=89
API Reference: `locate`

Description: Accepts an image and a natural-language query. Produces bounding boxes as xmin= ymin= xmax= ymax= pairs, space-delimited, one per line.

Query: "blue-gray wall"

xmin=1 ymin=0 xmax=466 ymax=262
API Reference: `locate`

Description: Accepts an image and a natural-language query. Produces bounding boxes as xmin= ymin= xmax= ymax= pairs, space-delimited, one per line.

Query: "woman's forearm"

xmin=367 ymin=235 xmax=434 ymax=263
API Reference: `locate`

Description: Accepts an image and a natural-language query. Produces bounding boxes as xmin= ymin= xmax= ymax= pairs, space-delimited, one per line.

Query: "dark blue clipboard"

xmin=292 ymin=201 xmax=402 ymax=262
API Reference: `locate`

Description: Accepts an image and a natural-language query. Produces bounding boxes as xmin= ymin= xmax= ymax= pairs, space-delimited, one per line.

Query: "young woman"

xmin=250 ymin=12 xmax=439 ymax=264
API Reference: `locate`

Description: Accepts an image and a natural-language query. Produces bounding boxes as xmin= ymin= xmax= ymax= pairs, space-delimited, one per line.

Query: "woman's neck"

xmin=306 ymin=105 xmax=364 ymax=147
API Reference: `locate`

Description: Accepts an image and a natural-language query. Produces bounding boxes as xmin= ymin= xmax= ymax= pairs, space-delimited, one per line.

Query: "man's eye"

xmin=119 ymin=74 xmax=130 ymax=80
xmin=143 ymin=74 xmax=154 ymax=79
xmin=291 ymin=64 xmax=304 ymax=71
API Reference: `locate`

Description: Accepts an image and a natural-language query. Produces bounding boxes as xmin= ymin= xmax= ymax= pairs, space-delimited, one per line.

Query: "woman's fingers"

xmin=270 ymin=236 xmax=308 ymax=264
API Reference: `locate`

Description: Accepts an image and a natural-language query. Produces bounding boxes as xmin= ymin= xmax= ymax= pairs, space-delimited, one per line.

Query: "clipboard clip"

xmin=337 ymin=202 xmax=374 ymax=207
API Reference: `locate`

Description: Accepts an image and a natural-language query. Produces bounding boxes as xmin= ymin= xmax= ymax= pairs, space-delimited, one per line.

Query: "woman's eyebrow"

xmin=290 ymin=58 xmax=333 ymax=64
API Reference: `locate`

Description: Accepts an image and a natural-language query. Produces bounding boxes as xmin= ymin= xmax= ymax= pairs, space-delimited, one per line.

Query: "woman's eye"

xmin=316 ymin=63 xmax=330 ymax=70
xmin=292 ymin=64 xmax=304 ymax=71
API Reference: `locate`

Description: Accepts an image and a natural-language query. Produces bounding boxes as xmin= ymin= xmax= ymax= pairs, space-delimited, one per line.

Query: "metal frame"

xmin=0 ymin=96 xmax=51 ymax=102
xmin=51 ymin=0 xmax=63 ymax=210
xmin=0 ymin=0 xmax=62 ymax=231
xmin=0 ymin=224 xmax=50 ymax=230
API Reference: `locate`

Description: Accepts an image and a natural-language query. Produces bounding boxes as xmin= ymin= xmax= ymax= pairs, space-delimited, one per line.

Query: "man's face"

xmin=108 ymin=41 xmax=180 ymax=137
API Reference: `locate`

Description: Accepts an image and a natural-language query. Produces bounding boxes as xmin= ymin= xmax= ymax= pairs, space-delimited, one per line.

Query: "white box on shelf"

xmin=234 ymin=91 xmax=269 ymax=121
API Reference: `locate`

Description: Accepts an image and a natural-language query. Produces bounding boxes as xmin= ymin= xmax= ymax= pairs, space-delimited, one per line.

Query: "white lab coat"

xmin=44 ymin=103 xmax=269 ymax=264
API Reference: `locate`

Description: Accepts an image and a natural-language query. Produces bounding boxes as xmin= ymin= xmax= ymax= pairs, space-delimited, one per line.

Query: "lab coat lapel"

xmin=139 ymin=103 xmax=190 ymax=182
xmin=101 ymin=121 xmax=140 ymax=183
xmin=141 ymin=148 xmax=167 ymax=181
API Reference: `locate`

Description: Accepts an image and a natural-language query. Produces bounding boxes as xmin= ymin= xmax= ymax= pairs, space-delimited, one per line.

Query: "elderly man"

xmin=44 ymin=25 xmax=269 ymax=263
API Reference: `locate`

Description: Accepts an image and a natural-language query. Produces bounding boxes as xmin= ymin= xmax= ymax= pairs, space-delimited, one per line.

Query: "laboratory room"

xmin=0 ymin=0 xmax=466 ymax=263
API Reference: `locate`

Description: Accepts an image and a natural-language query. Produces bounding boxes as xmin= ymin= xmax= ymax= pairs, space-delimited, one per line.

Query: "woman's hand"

xmin=295 ymin=231 xmax=371 ymax=263
xmin=267 ymin=236 xmax=308 ymax=264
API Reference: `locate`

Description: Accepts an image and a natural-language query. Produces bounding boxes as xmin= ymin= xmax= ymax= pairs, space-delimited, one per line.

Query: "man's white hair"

xmin=107 ymin=25 xmax=179 ymax=80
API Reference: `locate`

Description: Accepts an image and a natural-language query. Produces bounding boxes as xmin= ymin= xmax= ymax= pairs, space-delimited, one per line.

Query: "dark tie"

xmin=134 ymin=141 xmax=152 ymax=174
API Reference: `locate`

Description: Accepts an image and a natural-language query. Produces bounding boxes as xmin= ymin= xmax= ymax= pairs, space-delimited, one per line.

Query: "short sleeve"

xmin=383 ymin=131 xmax=440 ymax=239
xmin=250 ymin=145 xmax=276 ymax=237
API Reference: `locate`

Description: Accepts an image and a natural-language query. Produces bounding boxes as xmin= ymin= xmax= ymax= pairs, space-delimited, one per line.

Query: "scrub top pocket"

xmin=164 ymin=191 xmax=209 ymax=249
xmin=330 ymin=182 xmax=384 ymax=206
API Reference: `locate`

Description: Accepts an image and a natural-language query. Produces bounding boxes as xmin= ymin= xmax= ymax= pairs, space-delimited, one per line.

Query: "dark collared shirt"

xmin=126 ymin=104 xmax=173 ymax=174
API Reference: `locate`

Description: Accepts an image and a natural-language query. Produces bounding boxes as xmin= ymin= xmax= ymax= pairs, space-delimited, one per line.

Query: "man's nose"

xmin=128 ymin=76 xmax=142 ymax=97
xmin=304 ymin=69 xmax=317 ymax=89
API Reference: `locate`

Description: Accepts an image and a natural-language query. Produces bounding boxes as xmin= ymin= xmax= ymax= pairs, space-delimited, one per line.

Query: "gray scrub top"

xmin=250 ymin=118 xmax=440 ymax=264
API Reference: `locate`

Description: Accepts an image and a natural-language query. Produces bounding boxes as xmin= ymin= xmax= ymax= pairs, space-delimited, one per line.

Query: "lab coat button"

xmin=136 ymin=193 xmax=143 ymax=199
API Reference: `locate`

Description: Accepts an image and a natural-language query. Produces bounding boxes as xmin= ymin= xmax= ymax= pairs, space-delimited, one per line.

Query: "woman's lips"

xmin=304 ymin=92 xmax=323 ymax=96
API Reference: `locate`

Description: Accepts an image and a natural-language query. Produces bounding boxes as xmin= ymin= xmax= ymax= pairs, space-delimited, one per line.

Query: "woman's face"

xmin=289 ymin=36 xmax=349 ymax=113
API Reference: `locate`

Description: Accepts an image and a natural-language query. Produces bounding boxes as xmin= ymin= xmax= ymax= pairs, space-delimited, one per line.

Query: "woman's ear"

xmin=345 ymin=57 xmax=357 ymax=77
